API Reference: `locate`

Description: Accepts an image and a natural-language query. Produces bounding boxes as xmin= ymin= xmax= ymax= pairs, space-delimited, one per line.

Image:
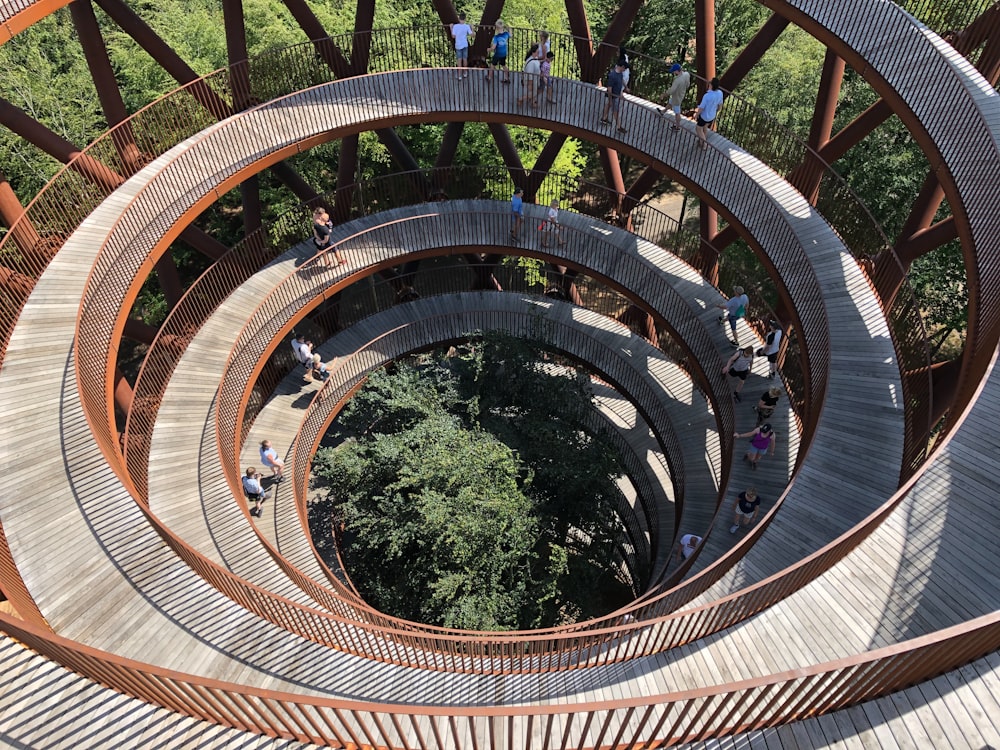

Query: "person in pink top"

xmin=735 ymin=423 xmax=776 ymax=470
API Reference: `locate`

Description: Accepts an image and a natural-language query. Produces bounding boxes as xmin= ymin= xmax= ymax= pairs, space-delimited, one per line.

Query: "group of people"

xmin=290 ymin=333 xmax=336 ymax=382
xmin=241 ymin=440 xmax=286 ymax=518
xmin=508 ymin=187 xmax=566 ymax=246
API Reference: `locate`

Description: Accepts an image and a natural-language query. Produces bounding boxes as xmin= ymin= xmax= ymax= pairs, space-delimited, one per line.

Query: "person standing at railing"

xmin=312 ymin=207 xmax=345 ymax=266
xmin=485 ymin=20 xmax=510 ymax=83
xmin=510 ymin=186 xmax=524 ymax=240
xmin=660 ymin=63 xmax=691 ymax=132
xmin=450 ymin=12 xmax=473 ymax=79
xmin=600 ymin=60 xmax=628 ymax=133
xmin=757 ymin=319 xmax=783 ymax=379
xmin=694 ymin=77 xmax=724 ymax=151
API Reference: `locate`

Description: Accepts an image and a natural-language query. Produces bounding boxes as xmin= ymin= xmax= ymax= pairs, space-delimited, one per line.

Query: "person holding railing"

xmin=736 ymin=423 xmax=777 ymax=470
xmin=450 ymin=12 xmax=473 ymax=79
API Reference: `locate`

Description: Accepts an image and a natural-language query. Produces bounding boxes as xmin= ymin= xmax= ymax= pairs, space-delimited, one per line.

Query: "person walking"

xmin=486 ymin=20 xmax=510 ymax=83
xmin=241 ymin=467 xmax=269 ymax=517
xmin=673 ymin=533 xmax=703 ymax=564
xmin=661 ymin=63 xmax=691 ymax=132
xmin=694 ymin=77 xmax=724 ymax=150
xmin=736 ymin=423 xmax=777 ymax=470
xmin=758 ymin=319 xmax=783 ymax=379
xmin=600 ymin=60 xmax=628 ymax=133
xmin=517 ymin=44 xmax=541 ymax=107
xmin=755 ymin=385 xmax=782 ymax=425
xmin=510 ymin=187 xmax=524 ymax=240
xmin=717 ymin=285 xmax=749 ymax=346
xmin=450 ymin=13 xmax=473 ymax=78
xmin=729 ymin=488 xmax=762 ymax=533
xmin=259 ymin=440 xmax=285 ymax=482
xmin=539 ymin=51 xmax=555 ymax=103
xmin=541 ymin=199 xmax=565 ymax=247
xmin=724 ymin=346 xmax=755 ymax=402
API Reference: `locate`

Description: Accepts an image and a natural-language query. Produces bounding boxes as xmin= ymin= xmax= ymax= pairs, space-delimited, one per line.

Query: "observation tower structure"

xmin=1 ymin=0 xmax=1000 ymax=747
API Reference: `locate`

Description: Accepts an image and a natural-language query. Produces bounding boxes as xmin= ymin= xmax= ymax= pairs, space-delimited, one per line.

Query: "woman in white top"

xmin=518 ymin=44 xmax=542 ymax=107
xmin=759 ymin=320 xmax=783 ymax=379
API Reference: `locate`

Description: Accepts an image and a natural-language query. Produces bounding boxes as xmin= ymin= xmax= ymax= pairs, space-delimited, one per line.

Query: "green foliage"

xmin=313 ymin=333 xmax=632 ymax=630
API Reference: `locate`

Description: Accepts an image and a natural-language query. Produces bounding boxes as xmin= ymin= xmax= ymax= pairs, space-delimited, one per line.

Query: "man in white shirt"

xmin=451 ymin=13 xmax=473 ymax=78
xmin=241 ymin=467 xmax=269 ymax=517
xmin=674 ymin=533 xmax=703 ymax=564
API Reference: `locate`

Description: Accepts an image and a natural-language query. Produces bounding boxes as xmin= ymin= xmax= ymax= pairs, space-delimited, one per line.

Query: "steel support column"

xmin=790 ymin=48 xmax=844 ymax=202
xmin=718 ymin=14 xmax=790 ymax=92
xmin=332 ymin=135 xmax=359 ymax=225
xmin=816 ymin=98 xmax=893 ymax=165
xmin=70 ymin=0 xmax=143 ymax=172
xmin=472 ymin=0 xmax=506 ymax=61
xmin=593 ymin=0 xmax=645 ymax=78
xmin=92 ymin=0 xmax=230 ymax=118
xmin=623 ymin=167 xmax=663 ymax=217
xmin=695 ymin=0 xmax=716 ymax=97
xmin=350 ymin=0 xmax=377 ymax=74
xmin=123 ymin=318 xmax=157 ymax=346
xmin=564 ymin=0 xmax=596 ymax=81
xmin=488 ymin=123 xmax=525 ymax=177
xmin=524 ymin=133 xmax=568 ymax=200
xmin=0 ymin=171 xmax=42 ymax=263
xmin=598 ymin=148 xmax=626 ymax=218
xmin=113 ymin=368 xmax=134 ymax=414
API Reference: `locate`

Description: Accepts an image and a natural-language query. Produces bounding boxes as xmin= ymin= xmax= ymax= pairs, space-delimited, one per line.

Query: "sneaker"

xmin=733 ymin=391 xmax=742 ymax=402
xmin=750 ymin=461 xmax=757 ymax=471
xmin=275 ymin=476 xmax=284 ymax=484
xmin=250 ymin=508 xmax=260 ymax=517
xmin=730 ymin=338 xmax=739 ymax=346
xmin=729 ymin=524 xmax=740 ymax=534
xmin=670 ymin=125 xmax=680 ymax=132
xmin=717 ymin=315 xmax=726 ymax=324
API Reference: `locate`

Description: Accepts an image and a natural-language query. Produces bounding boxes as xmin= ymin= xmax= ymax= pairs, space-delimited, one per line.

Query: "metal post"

xmin=718 ymin=14 xmax=789 ymax=92
xmin=695 ymin=0 xmax=716 ymax=97
xmin=0 ymin=170 xmax=42 ymax=264
xmin=791 ymin=48 xmax=845 ymax=202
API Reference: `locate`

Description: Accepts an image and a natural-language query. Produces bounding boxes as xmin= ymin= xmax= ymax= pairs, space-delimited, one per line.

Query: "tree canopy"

xmin=311 ymin=333 xmax=635 ymax=630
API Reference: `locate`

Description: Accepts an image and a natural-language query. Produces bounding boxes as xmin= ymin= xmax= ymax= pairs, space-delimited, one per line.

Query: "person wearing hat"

xmin=661 ymin=62 xmax=691 ymax=132
xmin=486 ymin=20 xmax=511 ymax=83
xmin=735 ymin=423 xmax=777 ymax=470
xmin=730 ymin=488 xmax=762 ymax=534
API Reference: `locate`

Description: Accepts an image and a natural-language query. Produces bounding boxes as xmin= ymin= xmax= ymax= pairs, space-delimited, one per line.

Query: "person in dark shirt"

xmin=600 ymin=61 xmax=628 ymax=133
xmin=755 ymin=386 xmax=781 ymax=424
xmin=729 ymin=488 xmax=762 ymax=533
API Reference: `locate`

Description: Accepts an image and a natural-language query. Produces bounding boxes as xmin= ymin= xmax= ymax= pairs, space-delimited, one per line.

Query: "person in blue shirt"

xmin=695 ymin=77 xmax=724 ymax=150
xmin=510 ymin=187 xmax=524 ymax=240
xmin=600 ymin=61 xmax=628 ymax=133
xmin=486 ymin=20 xmax=511 ymax=83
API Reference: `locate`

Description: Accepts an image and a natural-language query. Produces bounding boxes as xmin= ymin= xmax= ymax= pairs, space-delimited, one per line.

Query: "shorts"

xmin=728 ymin=367 xmax=749 ymax=381
xmin=606 ymin=94 xmax=620 ymax=112
xmin=697 ymin=115 xmax=715 ymax=127
xmin=671 ymin=104 xmax=681 ymax=115
xmin=748 ymin=444 xmax=769 ymax=457
xmin=736 ymin=506 xmax=755 ymax=518
xmin=767 ymin=352 xmax=778 ymax=363
xmin=538 ymin=78 xmax=549 ymax=90
xmin=456 ymin=47 xmax=469 ymax=60
xmin=491 ymin=54 xmax=507 ymax=67
xmin=244 ymin=491 xmax=266 ymax=502
xmin=511 ymin=209 xmax=523 ymax=219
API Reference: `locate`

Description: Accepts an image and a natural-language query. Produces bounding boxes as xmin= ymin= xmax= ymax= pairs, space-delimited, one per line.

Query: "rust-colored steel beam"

xmin=222 ymin=0 xmax=252 ymax=109
xmin=123 ymin=317 xmax=157 ymax=345
xmin=897 ymin=217 xmax=957 ymax=267
xmin=976 ymin=33 xmax=1000 ymax=84
xmin=267 ymin=162 xmax=319 ymax=203
xmin=790 ymin=48 xmax=845 ymax=202
xmin=0 ymin=97 xmax=122 ymax=190
xmin=472 ymin=0 xmax=505 ymax=61
xmin=718 ymin=14 xmax=790 ymax=93
xmin=113 ymin=367 xmax=134 ymax=414
xmin=699 ymin=203 xmax=720 ymax=285
xmin=953 ymin=2 xmax=1000 ymax=60
xmin=565 ymin=0 xmax=596 ymax=81
xmin=598 ymin=147 xmax=626 ymax=216
xmin=695 ymin=0 xmax=716 ymax=97
xmin=524 ymin=133 xmax=568 ymax=200
xmin=896 ymin=172 xmax=946 ymax=249
xmin=618 ymin=304 xmax=658 ymax=346
xmin=332 ymin=135 xmax=359 ymax=225
xmin=221 ymin=0 xmax=261 ymax=233
xmin=816 ymin=98 xmax=893 ymax=165
xmin=350 ymin=0 xmax=377 ymax=74
xmin=155 ymin=254 xmax=184 ymax=310
xmin=0 ymin=266 xmax=34 ymax=299
xmin=0 ymin=170 xmax=42 ymax=263
xmin=594 ymin=0 xmax=645 ymax=79
xmin=279 ymin=0 xmax=351 ymax=75
xmin=926 ymin=357 xmax=962 ymax=425
xmin=434 ymin=123 xmax=465 ymax=170
xmin=623 ymin=166 xmax=664 ymax=215
xmin=70 ymin=0 xmax=143 ymax=172
xmin=488 ymin=123 xmax=525 ymax=176
xmin=92 ymin=0 xmax=230 ymax=118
